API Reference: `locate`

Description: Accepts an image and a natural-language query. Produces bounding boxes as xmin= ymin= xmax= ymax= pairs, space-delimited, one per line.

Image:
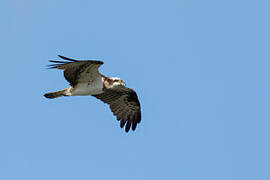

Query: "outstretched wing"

xmin=48 ymin=55 xmax=104 ymax=86
xmin=93 ymin=86 xmax=141 ymax=132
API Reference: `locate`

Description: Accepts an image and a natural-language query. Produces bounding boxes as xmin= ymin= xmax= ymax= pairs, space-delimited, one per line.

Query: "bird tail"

xmin=44 ymin=88 xmax=69 ymax=99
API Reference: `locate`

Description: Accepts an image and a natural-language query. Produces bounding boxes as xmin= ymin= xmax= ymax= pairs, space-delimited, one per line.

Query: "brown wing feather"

xmin=93 ymin=87 xmax=141 ymax=132
xmin=48 ymin=55 xmax=104 ymax=86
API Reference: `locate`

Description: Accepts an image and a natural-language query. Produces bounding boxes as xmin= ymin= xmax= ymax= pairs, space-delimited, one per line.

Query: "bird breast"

xmin=72 ymin=77 xmax=103 ymax=96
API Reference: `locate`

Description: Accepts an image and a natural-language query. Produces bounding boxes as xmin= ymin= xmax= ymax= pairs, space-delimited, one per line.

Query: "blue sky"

xmin=1 ymin=0 xmax=270 ymax=179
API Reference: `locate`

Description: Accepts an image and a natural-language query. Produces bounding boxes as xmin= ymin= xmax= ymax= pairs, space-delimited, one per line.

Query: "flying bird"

xmin=44 ymin=55 xmax=141 ymax=132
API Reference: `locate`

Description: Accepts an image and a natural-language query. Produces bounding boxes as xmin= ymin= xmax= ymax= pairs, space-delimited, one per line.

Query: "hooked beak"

xmin=121 ymin=80 xmax=126 ymax=86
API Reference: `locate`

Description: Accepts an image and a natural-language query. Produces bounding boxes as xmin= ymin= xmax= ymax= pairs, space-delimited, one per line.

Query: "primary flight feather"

xmin=44 ymin=55 xmax=141 ymax=132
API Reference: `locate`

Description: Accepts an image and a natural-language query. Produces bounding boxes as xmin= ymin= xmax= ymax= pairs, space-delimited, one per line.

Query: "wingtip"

xmin=58 ymin=55 xmax=66 ymax=59
xmin=58 ymin=55 xmax=78 ymax=62
xmin=132 ymin=123 xmax=137 ymax=131
xmin=58 ymin=55 xmax=104 ymax=64
xmin=46 ymin=63 xmax=60 ymax=69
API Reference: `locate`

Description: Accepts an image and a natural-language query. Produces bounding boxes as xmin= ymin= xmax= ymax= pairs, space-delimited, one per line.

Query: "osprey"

xmin=44 ymin=55 xmax=141 ymax=132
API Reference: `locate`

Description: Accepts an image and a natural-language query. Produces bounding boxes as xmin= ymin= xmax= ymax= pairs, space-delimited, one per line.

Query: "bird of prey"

xmin=44 ymin=55 xmax=141 ymax=132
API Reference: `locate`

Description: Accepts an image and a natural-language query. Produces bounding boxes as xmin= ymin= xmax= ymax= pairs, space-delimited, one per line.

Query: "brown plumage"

xmin=45 ymin=55 xmax=141 ymax=132
xmin=93 ymin=86 xmax=141 ymax=132
xmin=48 ymin=55 xmax=103 ymax=86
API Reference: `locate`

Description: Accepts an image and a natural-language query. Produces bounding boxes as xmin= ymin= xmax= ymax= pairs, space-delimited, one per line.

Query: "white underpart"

xmin=70 ymin=65 xmax=104 ymax=96
xmin=71 ymin=80 xmax=103 ymax=95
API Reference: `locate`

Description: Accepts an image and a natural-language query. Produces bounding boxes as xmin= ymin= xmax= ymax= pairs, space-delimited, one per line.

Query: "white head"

xmin=111 ymin=77 xmax=126 ymax=86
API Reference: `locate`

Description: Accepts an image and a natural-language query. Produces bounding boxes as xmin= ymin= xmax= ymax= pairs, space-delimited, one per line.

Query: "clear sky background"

xmin=1 ymin=0 xmax=270 ymax=179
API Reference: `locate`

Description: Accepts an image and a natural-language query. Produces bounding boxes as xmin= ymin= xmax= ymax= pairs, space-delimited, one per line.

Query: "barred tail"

xmin=44 ymin=88 xmax=68 ymax=99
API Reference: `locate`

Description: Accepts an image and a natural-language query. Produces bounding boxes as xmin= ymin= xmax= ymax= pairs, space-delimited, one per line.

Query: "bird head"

xmin=111 ymin=77 xmax=126 ymax=87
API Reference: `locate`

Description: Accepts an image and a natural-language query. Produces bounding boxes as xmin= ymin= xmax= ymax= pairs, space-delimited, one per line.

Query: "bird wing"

xmin=93 ymin=85 xmax=141 ymax=132
xmin=48 ymin=55 xmax=104 ymax=86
